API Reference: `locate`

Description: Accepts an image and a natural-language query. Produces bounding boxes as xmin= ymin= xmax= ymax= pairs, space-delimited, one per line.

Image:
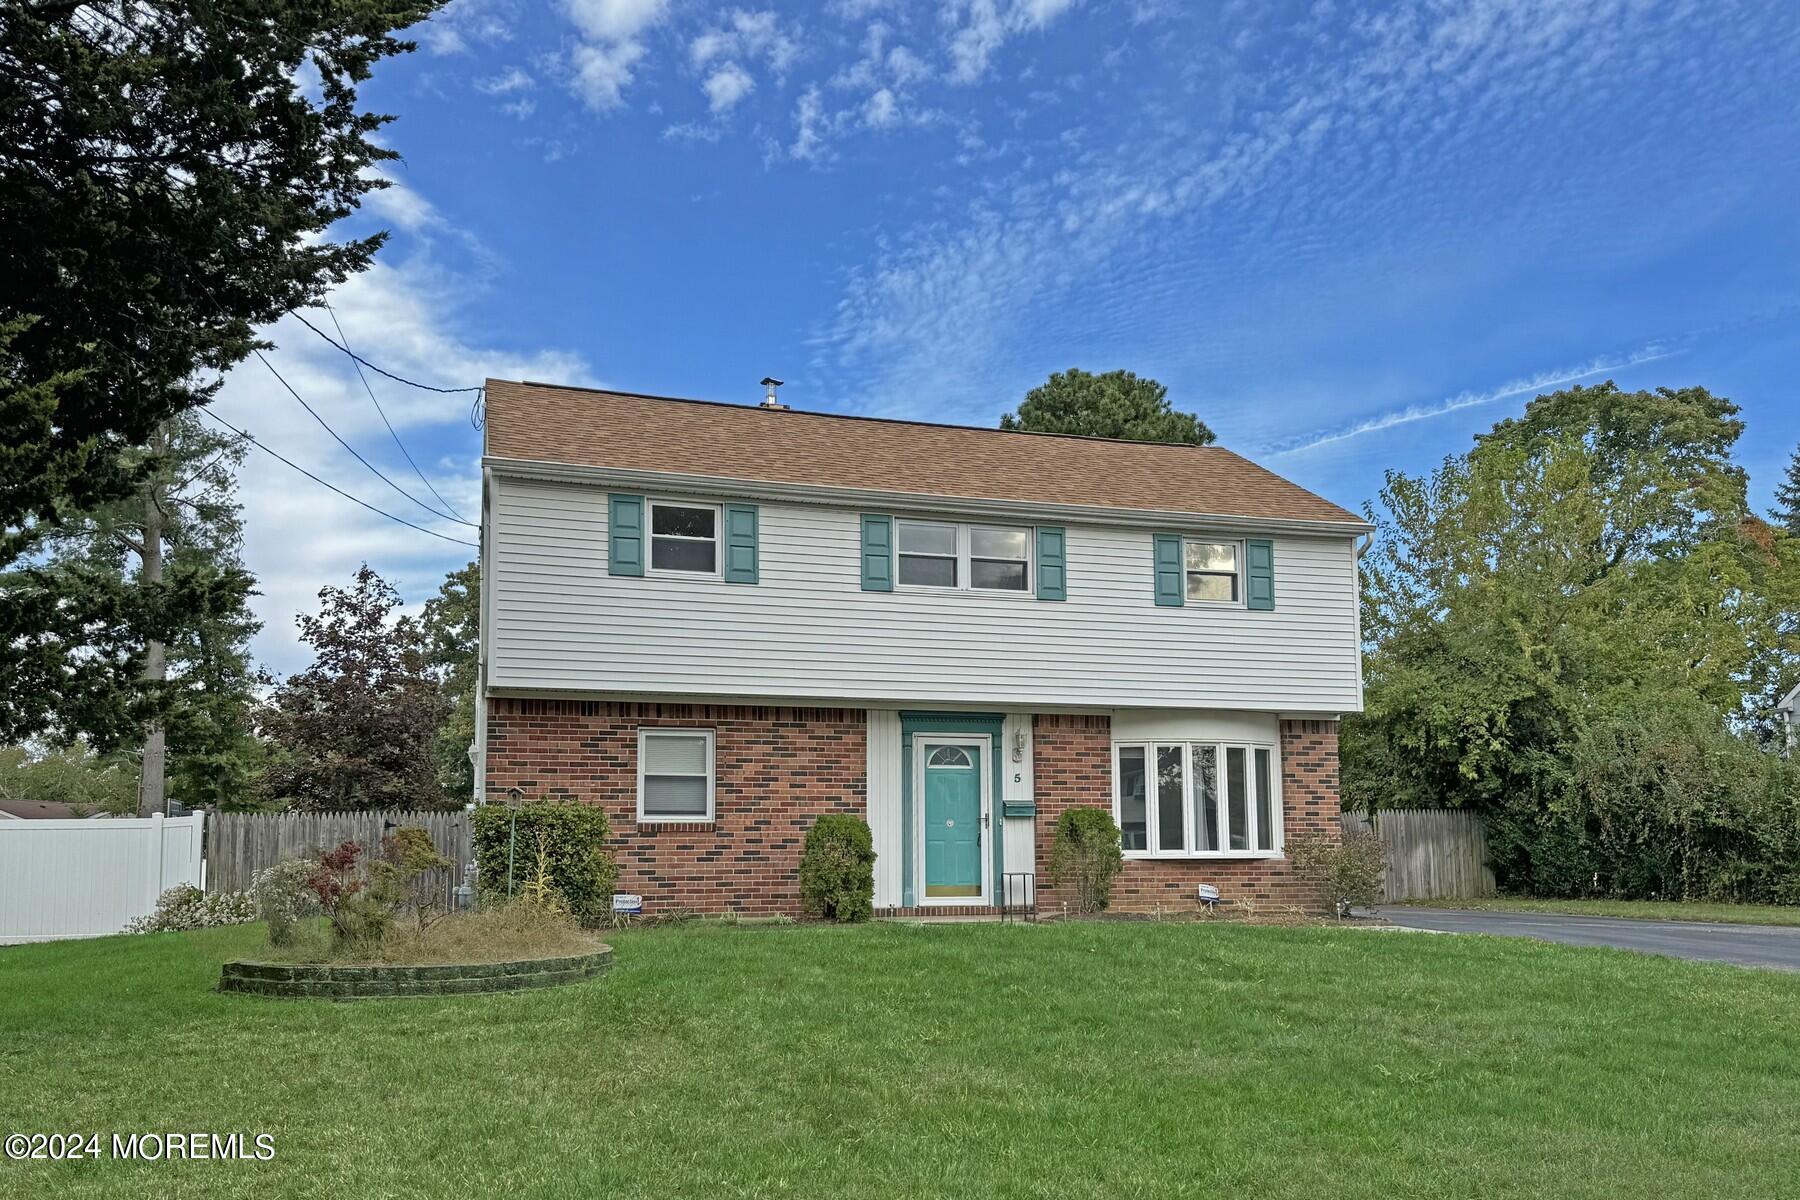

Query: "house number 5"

xmin=1012 ymin=772 xmax=1022 ymax=783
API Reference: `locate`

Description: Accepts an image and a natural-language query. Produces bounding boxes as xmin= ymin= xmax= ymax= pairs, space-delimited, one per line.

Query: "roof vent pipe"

xmin=759 ymin=376 xmax=788 ymax=410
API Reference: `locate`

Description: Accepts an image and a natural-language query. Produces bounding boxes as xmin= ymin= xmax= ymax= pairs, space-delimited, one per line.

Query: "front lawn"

xmin=2 ymin=921 xmax=1796 ymax=1198
xmin=1399 ymin=896 xmax=1800 ymax=926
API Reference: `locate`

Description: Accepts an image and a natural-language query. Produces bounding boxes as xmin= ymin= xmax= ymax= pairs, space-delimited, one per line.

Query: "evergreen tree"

xmin=1000 ymin=369 xmax=1214 ymax=444
xmin=421 ymin=561 xmax=479 ymax=800
xmin=28 ymin=413 xmax=263 ymax=812
xmin=1773 ymin=440 xmax=1800 ymax=536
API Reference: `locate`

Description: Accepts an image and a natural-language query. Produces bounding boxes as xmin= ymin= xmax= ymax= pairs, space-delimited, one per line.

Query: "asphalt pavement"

xmin=1378 ymin=906 xmax=1800 ymax=971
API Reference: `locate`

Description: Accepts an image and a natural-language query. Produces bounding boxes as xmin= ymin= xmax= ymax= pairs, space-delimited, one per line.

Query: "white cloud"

xmin=564 ymin=0 xmax=668 ymax=41
xmin=704 ymin=62 xmax=756 ymax=113
xmin=419 ymin=0 xmax=518 ymax=56
xmin=559 ymin=0 xmax=671 ymax=111
xmin=568 ymin=38 xmax=650 ymax=111
xmin=689 ymin=9 xmax=801 ymax=77
xmin=791 ymin=86 xmax=828 ymax=160
xmin=863 ymin=87 xmax=899 ymax=127
xmin=943 ymin=0 xmax=1080 ymax=84
xmin=476 ymin=66 xmax=535 ymax=94
xmin=1263 ymin=346 xmax=1681 ymax=459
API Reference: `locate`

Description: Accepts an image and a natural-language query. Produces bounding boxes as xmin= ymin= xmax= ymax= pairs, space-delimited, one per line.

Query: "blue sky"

xmin=216 ymin=0 xmax=1800 ymax=671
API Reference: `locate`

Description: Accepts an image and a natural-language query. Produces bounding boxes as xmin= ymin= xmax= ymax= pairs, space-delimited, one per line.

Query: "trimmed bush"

xmin=1049 ymin=806 xmax=1123 ymax=914
xmin=472 ymin=803 xmax=617 ymax=921
xmin=799 ymin=813 xmax=875 ymax=922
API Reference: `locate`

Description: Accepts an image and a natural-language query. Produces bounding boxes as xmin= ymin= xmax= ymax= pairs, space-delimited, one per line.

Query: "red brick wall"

xmin=484 ymin=699 xmax=865 ymax=916
xmin=1032 ymin=715 xmax=1341 ymax=915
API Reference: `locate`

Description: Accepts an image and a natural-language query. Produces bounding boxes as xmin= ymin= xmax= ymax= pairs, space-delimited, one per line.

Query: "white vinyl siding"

xmin=489 ymin=479 xmax=1362 ymax=711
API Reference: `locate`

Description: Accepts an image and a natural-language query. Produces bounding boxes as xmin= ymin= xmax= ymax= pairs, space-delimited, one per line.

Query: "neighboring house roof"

xmin=484 ymin=379 xmax=1368 ymax=529
xmin=0 ymin=797 xmax=87 ymax=820
xmin=1779 ymin=681 xmax=1800 ymax=715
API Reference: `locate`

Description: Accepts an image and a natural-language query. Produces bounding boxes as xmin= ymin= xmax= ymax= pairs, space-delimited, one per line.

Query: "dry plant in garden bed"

xmin=262 ymin=899 xmax=603 ymax=965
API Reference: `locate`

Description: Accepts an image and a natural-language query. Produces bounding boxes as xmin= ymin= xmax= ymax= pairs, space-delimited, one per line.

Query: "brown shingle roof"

xmin=483 ymin=379 xmax=1365 ymax=527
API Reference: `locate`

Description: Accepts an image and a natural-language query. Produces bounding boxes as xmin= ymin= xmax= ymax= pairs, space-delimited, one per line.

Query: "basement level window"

xmin=638 ymin=729 xmax=715 ymax=822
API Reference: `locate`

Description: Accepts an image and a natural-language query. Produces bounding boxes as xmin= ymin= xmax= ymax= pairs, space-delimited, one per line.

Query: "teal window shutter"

xmin=608 ymin=494 xmax=645 ymax=577
xmin=722 ymin=503 xmax=759 ymax=584
xmin=860 ymin=514 xmax=893 ymax=591
xmin=1152 ymin=533 xmax=1184 ymax=606
xmin=1246 ymin=538 xmax=1275 ymax=610
xmin=1035 ymin=526 xmax=1067 ymax=600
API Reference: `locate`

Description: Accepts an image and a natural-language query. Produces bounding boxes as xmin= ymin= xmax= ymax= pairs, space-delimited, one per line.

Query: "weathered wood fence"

xmin=205 ymin=809 xmax=472 ymax=897
xmin=1340 ymin=808 xmax=1496 ymax=902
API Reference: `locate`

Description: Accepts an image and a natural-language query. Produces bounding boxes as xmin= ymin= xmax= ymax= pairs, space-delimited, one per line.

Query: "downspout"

xmin=472 ymin=463 xmax=493 ymax=806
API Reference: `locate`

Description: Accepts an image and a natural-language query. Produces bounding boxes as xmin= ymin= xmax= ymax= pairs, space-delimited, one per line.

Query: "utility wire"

xmin=322 ymin=298 xmax=469 ymax=523
xmin=287 ymin=308 xmax=486 ymax=393
xmin=254 ymin=349 xmax=477 ymax=528
xmin=198 ymin=409 xmax=479 ymax=549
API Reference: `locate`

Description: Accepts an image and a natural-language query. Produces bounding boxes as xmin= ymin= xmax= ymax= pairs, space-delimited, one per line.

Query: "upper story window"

xmin=896 ymin=519 xmax=1031 ymax=593
xmin=650 ymin=502 xmax=717 ymax=574
xmin=1185 ymin=540 xmax=1240 ymax=603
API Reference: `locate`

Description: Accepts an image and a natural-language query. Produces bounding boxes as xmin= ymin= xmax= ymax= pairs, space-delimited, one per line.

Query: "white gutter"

xmin=482 ymin=456 xmax=1376 ymax=537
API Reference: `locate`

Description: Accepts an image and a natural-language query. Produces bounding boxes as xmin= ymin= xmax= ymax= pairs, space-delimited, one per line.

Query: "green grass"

xmin=3 ymin=922 xmax=1797 ymax=1199
xmin=1399 ymin=896 xmax=1800 ymax=926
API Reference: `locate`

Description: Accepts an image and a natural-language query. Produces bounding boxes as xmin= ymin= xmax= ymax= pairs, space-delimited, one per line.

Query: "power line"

xmin=254 ymin=349 xmax=476 ymax=528
xmin=287 ymin=308 xmax=486 ymax=393
xmin=322 ymin=298 xmax=469 ymax=523
xmin=198 ymin=409 xmax=479 ymax=549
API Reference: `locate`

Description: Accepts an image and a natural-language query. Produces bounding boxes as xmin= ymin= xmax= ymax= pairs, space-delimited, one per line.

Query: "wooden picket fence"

xmin=205 ymin=809 xmax=473 ymax=898
xmin=1340 ymin=808 xmax=1496 ymax=902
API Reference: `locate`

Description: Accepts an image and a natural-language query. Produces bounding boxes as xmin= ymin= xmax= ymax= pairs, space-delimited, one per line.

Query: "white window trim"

xmin=636 ymin=728 xmax=716 ymax=823
xmin=646 ymin=499 xmax=721 ymax=579
xmin=893 ymin=519 xmax=1034 ymax=596
xmin=1111 ymin=740 xmax=1283 ymax=859
xmin=1183 ymin=536 xmax=1245 ymax=607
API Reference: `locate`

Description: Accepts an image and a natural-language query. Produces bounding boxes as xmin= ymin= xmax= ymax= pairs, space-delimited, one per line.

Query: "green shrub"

xmin=1049 ymin=806 xmax=1123 ymax=914
xmin=251 ymin=859 xmax=318 ymax=946
xmin=1286 ymin=831 xmax=1386 ymax=916
xmin=370 ymin=825 xmax=454 ymax=933
xmin=798 ymin=813 xmax=875 ymax=922
xmin=472 ymin=803 xmax=617 ymax=921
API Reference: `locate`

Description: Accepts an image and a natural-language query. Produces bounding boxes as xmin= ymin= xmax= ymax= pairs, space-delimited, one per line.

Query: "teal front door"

xmin=922 ymin=742 xmax=983 ymax=900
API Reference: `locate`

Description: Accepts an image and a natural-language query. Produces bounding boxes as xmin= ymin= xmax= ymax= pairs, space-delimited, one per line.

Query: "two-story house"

xmin=476 ymin=379 xmax=1368 ymax=916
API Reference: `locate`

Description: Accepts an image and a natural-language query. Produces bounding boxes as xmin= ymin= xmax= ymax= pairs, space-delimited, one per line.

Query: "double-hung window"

xmin=650 ymin=502 xmax=718 ymax=574
xmin=895 ymin=519 xmax=1032 ymax=593
xmin=638 ymin=729 xmax=715 ymax=822
xmin=1114 ymin=741 xmax=1279 ymax=856
xmin=1185 ymin=540 xmax=1240 ymax=603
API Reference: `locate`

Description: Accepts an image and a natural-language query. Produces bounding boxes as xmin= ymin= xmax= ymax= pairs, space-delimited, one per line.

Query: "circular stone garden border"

xmin=218 ymin=947 xmax=612 ymax=1000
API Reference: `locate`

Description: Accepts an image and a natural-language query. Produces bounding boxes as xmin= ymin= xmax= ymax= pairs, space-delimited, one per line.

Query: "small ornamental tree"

xmin=370 ymin=826 xmax=453 ymax=933
xmin=472 ymin=803 xmax=616 ymax=922
xmin=799 ymin=813 xmax=876 ymax=922
xmin=1049 ymin=806 xmax=1124 ymax=914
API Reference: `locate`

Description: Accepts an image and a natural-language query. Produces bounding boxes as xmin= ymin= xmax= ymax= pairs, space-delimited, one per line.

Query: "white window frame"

xmin=1183 ymin=537 xmax=1244 ymax=606
xmin=636 ymin=728 xmax=716 ymax=823
xmin=893 ymin=518 xmax=1033 ymax=595
xmin=647 ymin=499 xmax=721 ymax=578
xmin=1111 ymin=740 xmax=1282 ymax=859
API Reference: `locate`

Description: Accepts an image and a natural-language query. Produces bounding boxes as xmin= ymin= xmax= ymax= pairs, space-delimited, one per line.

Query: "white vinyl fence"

xmin=0 ymin=813 xmax=205 ymax=944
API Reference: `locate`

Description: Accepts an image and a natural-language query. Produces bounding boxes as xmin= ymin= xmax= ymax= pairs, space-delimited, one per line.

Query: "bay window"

xmin=1112 ymin=741 xmax=1280 ymax=856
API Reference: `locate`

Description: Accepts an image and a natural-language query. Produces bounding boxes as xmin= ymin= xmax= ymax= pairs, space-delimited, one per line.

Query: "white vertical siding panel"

xmin=1001 ymin=713 xmax=1035 ymax=905
xmin=865 ymin=710 xmax=903 ymax=908
xmin=490 ymin=480 xmax=1363 ymax=711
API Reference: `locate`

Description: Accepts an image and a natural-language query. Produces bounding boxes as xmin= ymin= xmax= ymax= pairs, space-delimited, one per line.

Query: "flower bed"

xmin=218 ymin=947 xmax=613 ymax=1000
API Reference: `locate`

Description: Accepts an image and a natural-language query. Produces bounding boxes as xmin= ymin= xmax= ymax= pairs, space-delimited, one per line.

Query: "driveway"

xmin=1380 ymin=906 xmax=1800 ymax=971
